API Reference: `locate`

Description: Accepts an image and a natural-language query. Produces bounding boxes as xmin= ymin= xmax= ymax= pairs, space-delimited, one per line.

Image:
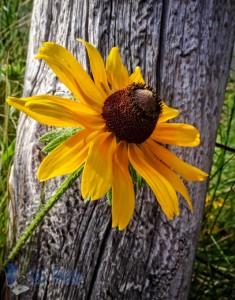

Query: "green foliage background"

xmin=190 ymin=77 xmax=235 ymax=299
xmin=0 ymin=0 xmax=32 ymax=264
xmin=0 ymin=0 xmax=234 ymax=298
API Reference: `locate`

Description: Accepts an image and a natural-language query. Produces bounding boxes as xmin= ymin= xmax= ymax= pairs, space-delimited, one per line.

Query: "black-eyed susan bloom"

xmin=6 ymin=39 xmax=208 ymax=230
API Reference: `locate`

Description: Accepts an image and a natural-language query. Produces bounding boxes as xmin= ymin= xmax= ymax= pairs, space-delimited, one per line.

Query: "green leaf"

xmin=2 ymin=139 xmax=16 ymax=162
xmin=107 ymin=189 xmax=112 ymax=205
xmin=137 ymin=173 xmax=146 ymax=189
xmin=39 ymin=127 xmax=82 ymax=153
xmin=129 ymin=163 xmax=146 ymax=192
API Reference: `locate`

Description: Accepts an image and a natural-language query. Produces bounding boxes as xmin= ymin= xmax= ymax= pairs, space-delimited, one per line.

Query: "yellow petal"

xmin=35 ymin=42 xmax=104 ymax=107
xmin=147 ymin=139 xmax=208 ymax=181
xmin=106 ymin=47 xmax=129 ymax=90
xmin=7 ymin=95 xmax=105 ymax=130
xmin=78 ymin=39 xmax=112 ymax=98
xmin=38 ymin=129 xmax=97 ymax=181
xmin=128 ymin=144 xmax=179 ymax=218
xmin=158 ymin=102 xmax=179 ymax=123
xmin=128 ymin=66 xmax=145 ymax=84
xmin=81 ymin=132 xmax=116 ymax=200
xmin=142 ymin=142 xmax=193 ymax=211
xmin=6 ymin=96 xmax=48 ymax=123
xmin=112 ymin=142 xmax=135 ymax=230
xmin=151 ymin=123 xmax=200 ymax=147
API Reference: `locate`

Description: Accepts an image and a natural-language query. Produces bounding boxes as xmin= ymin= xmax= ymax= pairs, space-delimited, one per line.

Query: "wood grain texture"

xmin=7 ymin=0 xmax=235 ymax=299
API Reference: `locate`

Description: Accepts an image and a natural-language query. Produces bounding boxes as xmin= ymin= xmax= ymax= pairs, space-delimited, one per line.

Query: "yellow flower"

xmin=205 ymin=194 xmax=229 ymax=209
xmin=6 ymin=39 xmax=208 ymax=230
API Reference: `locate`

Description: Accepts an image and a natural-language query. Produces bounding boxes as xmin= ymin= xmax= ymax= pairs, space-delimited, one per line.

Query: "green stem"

xmin=0 ymin=167 xmax=83 ymax=272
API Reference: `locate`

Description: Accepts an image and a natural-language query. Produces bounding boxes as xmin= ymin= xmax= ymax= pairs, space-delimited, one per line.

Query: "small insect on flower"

xmin=6 ymin=39 xmax=208 ymax=230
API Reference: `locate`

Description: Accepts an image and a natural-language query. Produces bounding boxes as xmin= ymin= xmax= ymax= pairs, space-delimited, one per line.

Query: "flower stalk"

xmin=0 ymin=166 xmax=83 ymax=272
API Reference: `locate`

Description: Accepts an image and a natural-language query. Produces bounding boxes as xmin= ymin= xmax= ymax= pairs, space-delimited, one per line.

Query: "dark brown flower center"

xmin=102 ymin=83 xmax=162 ymax=144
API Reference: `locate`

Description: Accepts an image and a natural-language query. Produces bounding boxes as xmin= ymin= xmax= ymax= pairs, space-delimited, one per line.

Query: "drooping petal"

xmin=151 ymin=123 xmax=200 ymax=147
xmin=38 ymin=129 xmax=98 ymax=181
xmin=35 ymin=42 xmax=104 ymax=107
xmin=129 ymin=66 xmax=145 ymax=84
xmin=158 ymin=102 xmax=180 ymax=123
xmin=112 ymin=141 xmax=135 ymax=230
xmin=81 ymin=132 xmax=117 ymax=200
xmin=7 ymin=95 xmax=105 ymax=130
xmin=6 ymin=96 xmax=50 ymax=123
xmin=128 ymin=143 xmax=179 ymax=218
xmin=106 ymin=47 xmax=129 ymax=91
xmin=12 ymin=95 xmax=103 ymax=129
xmin=78 ymin=39 xmax=112 ymax=98
xmin=142 ymin=142 xmax=193 ymax=211
xmin=147 ymin=139 xmax=208 ymax=181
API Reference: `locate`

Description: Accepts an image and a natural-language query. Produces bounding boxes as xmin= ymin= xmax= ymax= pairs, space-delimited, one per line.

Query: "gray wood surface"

xmin=8 ymin=0 xmax=235 ymax=299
